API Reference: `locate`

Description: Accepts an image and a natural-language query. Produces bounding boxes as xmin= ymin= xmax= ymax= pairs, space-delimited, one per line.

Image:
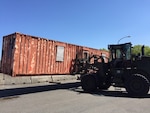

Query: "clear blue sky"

xmin=0 ymin=0 xmax=150 ymax=57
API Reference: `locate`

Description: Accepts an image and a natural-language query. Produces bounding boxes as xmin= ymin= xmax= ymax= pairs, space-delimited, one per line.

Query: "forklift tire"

xmin=81 ymin=74 xmax=97 ymax=92
xmin=125 ymin=74 xmax=149 ymax=97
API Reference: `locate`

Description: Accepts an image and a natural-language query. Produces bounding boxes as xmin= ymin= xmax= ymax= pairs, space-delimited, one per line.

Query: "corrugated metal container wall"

xmin=1 ymin=34 xmax=15 ymax=75
xmin=1 ymin=33 xmax=109 ymax=76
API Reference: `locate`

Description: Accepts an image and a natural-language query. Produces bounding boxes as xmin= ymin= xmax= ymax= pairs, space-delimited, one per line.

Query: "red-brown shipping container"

xmin=1 ymin=32 xmax=109 ymax=76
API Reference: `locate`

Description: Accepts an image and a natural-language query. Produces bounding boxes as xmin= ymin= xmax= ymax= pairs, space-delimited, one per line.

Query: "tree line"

xmin=100 ymin=45 xmax=150 ymax=56
xmin=132 ymin=45 xmax=150 ymax=56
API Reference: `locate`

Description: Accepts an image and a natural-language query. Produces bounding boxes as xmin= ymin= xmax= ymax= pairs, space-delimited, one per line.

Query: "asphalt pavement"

xmin=0 ymin=80 xmax=150 ymax=113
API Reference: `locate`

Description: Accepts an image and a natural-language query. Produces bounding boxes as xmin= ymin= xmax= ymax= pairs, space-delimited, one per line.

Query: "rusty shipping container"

xmin=1 ymin=32 xmax=109 ymax=76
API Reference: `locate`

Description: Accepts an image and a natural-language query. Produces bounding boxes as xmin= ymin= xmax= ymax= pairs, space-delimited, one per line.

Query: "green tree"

xmin=132 ymin=45 xmax=142 ymax=55
xmin=144 ymin=46 xmax=150 ymax=56
xmin=100 ymin=48 xmax=108 ymax=51
xmin=132 ymin=45 xmax=150 ymax=56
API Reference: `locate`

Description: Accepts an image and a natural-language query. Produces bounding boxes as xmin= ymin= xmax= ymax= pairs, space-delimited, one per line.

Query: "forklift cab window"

xmin=123 ymin=44 xmax=131 ymax=60
xmin=109 ymin=43 xmax=132 ymax=62
xmin=111 ymin=49 xmax=122 ymax=60
xmin=116 ymin=49 xmax=122 ymax=58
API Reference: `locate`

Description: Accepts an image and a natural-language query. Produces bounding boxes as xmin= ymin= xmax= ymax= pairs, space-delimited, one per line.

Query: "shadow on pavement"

xmin=1 ymin=82 xmax=150 ymax=99
xmin=0 ymin=82 xmax=81 ymax=98
xmin=70 ymin=87 xmax=150 ymax=99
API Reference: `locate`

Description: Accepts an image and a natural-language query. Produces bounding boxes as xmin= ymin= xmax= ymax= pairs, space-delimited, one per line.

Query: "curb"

xmin=0 ymin=73 xmax=80 ymax=85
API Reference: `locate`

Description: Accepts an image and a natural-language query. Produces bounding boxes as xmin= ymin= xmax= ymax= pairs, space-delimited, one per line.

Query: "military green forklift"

xmin=81 ymin=42 xmax=150 ymax=97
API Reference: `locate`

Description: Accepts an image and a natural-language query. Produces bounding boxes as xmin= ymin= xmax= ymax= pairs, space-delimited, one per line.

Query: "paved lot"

xmin=0 ymin=80 xmax=150 ymax=113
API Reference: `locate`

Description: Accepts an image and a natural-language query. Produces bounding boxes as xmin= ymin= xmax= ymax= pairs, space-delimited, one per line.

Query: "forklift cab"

xmin=108 ymin=43 xmax=132 ymax=68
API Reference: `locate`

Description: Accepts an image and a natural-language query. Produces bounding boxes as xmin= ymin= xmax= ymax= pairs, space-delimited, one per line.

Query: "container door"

xmin=1 ymin=36 xmax=16 ymax=75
